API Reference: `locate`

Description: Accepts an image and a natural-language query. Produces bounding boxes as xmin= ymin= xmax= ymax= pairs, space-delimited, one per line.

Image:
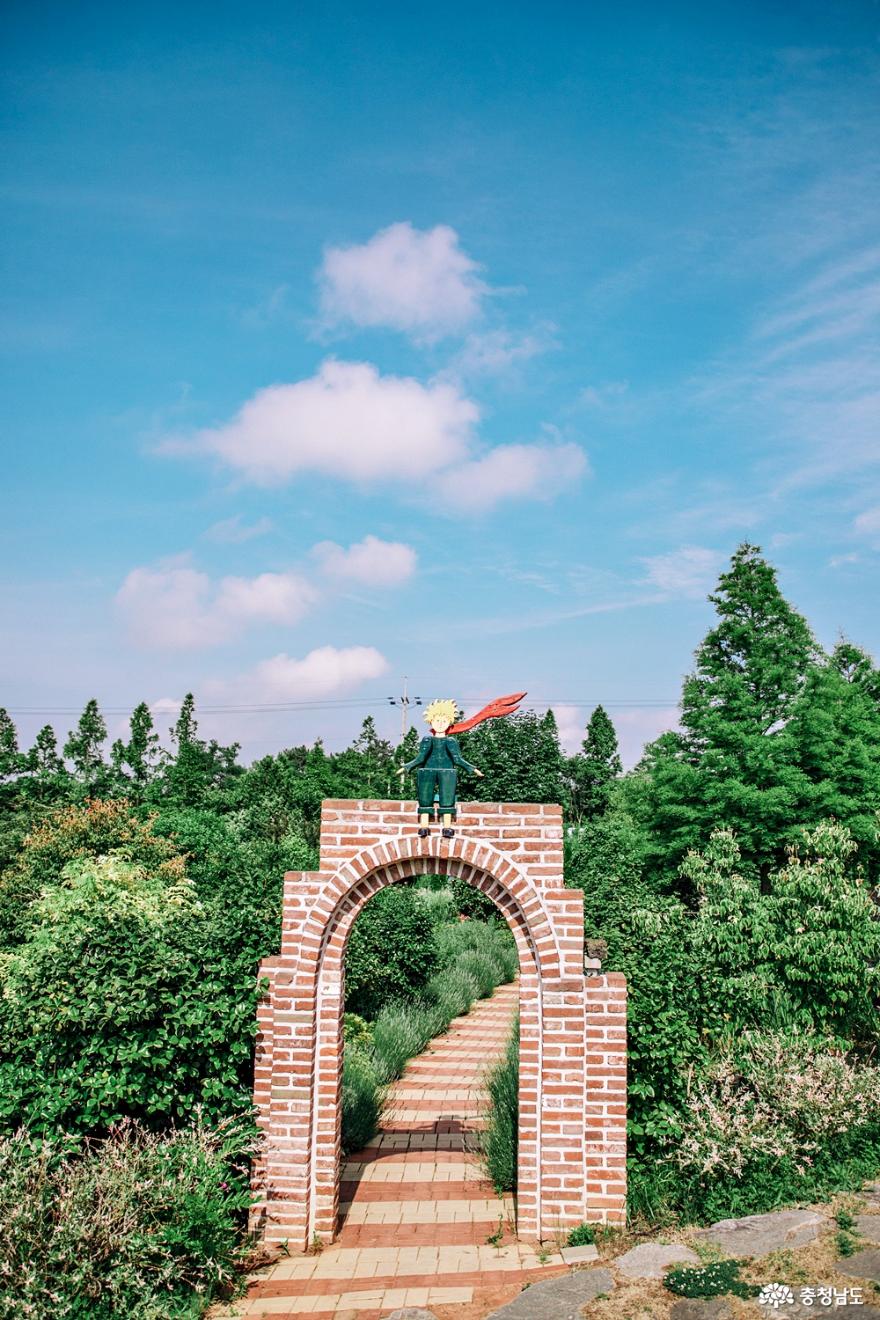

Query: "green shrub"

xmin=413 ymin=885 xmax=459 ymax=927
xmin=0 ymin=854 xmax=260 ymax=1137
xmin=345 ymin=886 xmax=438 ymax=1020
xmin=482 ymin=1021 xmax=519 ymax=1193
xmin=343 ymin=1013 xmax=372 ymax=1048
xmin=566 ymin=1222 xmax=596 ymax=1247
xmin=0 ymin=1117 xmax=255 ymax=1320
xmin=0 ymin=798 xmax=186 ymax=949
xmin=456 ymin=949 xmax=501 ymax=999
xmin=429 ymin=965 xmax=481 ymax=1020
xmin=371 ymin=1004 xmax=434 ymax=1084
xmin=341 ymin=1046 xmax=384 ymax=1154
xmin=664 ymin=1259 xmax=759 ymax=1300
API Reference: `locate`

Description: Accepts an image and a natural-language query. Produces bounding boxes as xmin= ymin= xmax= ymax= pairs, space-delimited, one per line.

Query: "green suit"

xmin=404 ymin=735 xmax=478 ymax=818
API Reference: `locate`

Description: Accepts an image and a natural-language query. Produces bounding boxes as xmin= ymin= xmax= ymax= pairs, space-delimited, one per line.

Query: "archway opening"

xmin=335 ymin=875 xmax=523 ymax=1240
xmin=308 ymin=854 xmax=544 ymax=1246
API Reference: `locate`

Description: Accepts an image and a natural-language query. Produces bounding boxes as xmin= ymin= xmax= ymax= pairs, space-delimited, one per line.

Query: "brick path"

xmin=216 ymin=980 xmax=567 ymax=1319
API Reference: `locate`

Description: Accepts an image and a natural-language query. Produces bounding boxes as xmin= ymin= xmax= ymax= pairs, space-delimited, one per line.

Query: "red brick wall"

xmin=250 ymin=800 xmax=627 ymax=1248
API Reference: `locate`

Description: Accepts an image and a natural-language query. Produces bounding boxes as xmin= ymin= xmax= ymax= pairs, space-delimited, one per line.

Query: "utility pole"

xmin=388 ymin=677 xmax=421 ymax=740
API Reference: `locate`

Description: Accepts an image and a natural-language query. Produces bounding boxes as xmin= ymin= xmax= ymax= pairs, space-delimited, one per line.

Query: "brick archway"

xmin=250 ymin=800 xmax=627 ymax=1249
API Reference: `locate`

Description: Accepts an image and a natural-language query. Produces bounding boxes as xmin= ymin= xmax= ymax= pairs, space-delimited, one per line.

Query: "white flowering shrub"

xmin=673 ymin=1030 xmax=880 ymax=1178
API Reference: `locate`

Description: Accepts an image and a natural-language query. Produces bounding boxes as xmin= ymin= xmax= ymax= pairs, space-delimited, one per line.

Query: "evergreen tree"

xmin=63 ymin=699 xmax=108 ymax=787
xmin=0 ymin=709 xmax=21 ymax=781
xmin=570 ymin=705 xmax=622 ymax=822
xmin=21 ymin=724 xmax=68 ymax=804
xmin=158 ymin=694 xmax=239 ymax=807
xmin=631 ymin=544 xmax=821 ymax=886
xmin=350 ymin=716 xmax=395 ymax=797
xmin=112 ymin=702 xmax=161 ymax=787
xmin=27 ymin=725 xmax=63 ymax=777
xmin=784 ymin=642 xmax=880 ymax=878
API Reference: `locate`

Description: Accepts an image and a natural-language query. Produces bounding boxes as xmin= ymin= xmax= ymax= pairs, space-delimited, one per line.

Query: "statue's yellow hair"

xmin=424 ymin=698 xmax=457 ymax=726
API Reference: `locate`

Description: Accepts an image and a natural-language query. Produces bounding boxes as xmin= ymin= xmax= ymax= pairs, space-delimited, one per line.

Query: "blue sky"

xmin=2 ymin=2 xmax=880 ymax=765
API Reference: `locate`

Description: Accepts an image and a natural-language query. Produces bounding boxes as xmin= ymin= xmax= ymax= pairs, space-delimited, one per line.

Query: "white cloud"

xmin=164 ymin=360 xmax=586 ymax=512
xmin=854 ymin=505 xmax=880 ymax=540
xmin=553 ymin=704 xmax=586 ymax=754
xmin=211 ymin=644 xmax=389 ymax=703
xmin=171 ymin=359 xmax=478 ymax=486
xmin=204 ymin=515 xmax=274 ymax=543
xmin=640 ymin=546 xmax=724 ymax=598
xmin=435 ymin=441 xmax=588 ymax=513
xmin=829 ymin=552 xmax=860 ymax=568
xmin=313 ymin=534 xmax=417 ymax=586
xmin=447 ymin=325 xmax=556 ymax=379
xmin=116 ymin=562 xmax=317 ymax=650
xmin=318 ymin=222 xmax=486 ymax=339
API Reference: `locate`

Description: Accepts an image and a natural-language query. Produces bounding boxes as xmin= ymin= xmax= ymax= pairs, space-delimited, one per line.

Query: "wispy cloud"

xmin=203 ymin=515 xmax=274 ymax=544
xmin=640 ymin=546 xmax=724 ymax=599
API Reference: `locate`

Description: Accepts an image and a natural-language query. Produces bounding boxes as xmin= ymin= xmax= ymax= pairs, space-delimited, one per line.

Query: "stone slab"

xmin=670 ymin=1301 xmax=733 ymax=1320
xmin=694 ymin=1209 xmax=826 ymax=1259
xmin=485 ymin=1268 xmax=615 ymax=1320
xmin=559 ymin=1243 xmax=600 ymax=1265
xmin=386 ymin=1311 xmax=440 ymax=1320
xmin=615 ymin=1242 xmax=700 ymax=1279
xmin=836 ymin=1246 xmax=880 ymax=1281
xmin=857 ymin=1214 xmax=880 ymax=1244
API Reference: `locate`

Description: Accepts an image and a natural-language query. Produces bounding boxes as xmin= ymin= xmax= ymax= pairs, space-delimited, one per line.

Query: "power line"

xmin=4 ymin=696 xmax=679 ymax=717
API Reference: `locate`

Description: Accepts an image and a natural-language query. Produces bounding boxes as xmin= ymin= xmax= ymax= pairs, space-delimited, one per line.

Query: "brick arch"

xmin=250 ymin=800 xmax=628 ymax=1251
xmin=304 ymin=834 xmax=562 ymax=982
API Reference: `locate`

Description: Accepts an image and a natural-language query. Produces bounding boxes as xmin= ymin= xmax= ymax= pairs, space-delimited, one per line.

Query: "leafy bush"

xmin=0 ymin=799 xmax=185 ymax=948
xmin=482 ymin=1020 xmax=519 ymax=1193
xmin=664 ymin=1260 xmax=759 ymax=1300
xmin=0 ymin=1117 xmax=255 ymax=1320
xmin=343 ymin=1013 xmax=372 ymax=1048
xmin=345 ymin=885 xmax=438 ymax=1020
xmin=0 ymin=854 xmax=260 ymax=1136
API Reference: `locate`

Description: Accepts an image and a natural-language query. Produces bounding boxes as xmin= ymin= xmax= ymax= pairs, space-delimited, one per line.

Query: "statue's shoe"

xmin=418 ymin=827 xmax=430 ymax=838
xmin=441 ymin=827 xmax=455 ymax=838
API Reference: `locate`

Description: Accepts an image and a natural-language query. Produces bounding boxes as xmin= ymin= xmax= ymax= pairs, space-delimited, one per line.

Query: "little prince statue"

xmin=397 ymin=692 xmax=526 ymax=838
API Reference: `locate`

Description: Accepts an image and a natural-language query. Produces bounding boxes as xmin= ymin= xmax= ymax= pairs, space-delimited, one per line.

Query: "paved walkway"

xmin=216 ymin=980 xmax=567 ymax=1320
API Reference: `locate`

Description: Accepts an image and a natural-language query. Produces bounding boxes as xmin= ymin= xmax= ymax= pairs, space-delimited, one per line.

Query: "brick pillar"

xmin=584 ymin=972 xmax=628 ymax=1223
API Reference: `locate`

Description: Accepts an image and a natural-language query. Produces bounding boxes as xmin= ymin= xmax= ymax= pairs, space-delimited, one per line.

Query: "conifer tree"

xmin=632 ymin=544 xmax=821 ymax=885
xmin=0 ymin=708 xmax=20 ymax=781
xmin=161 ymin=693 xmax=239 ymax=805
xmin=570 ymin=705 xmax=622 ymax=822
xmin=27 ymin=724 xmax=63 ymax=776
xmin=63 ymin=699 xmax=108 ymax=787
xmin=111 ymin=702 xmax=160 ymax=786
xmin=784 ymin=641 xmax=880 ymax=878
